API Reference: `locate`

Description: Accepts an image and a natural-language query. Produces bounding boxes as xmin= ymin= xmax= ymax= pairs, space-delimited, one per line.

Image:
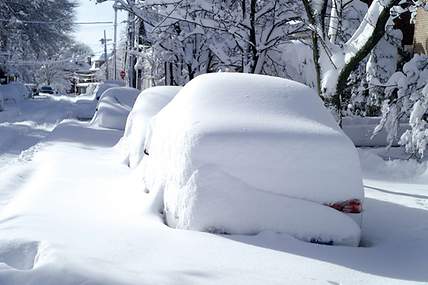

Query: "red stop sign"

xmin=120 ymin=70 xmax=126 ymax=79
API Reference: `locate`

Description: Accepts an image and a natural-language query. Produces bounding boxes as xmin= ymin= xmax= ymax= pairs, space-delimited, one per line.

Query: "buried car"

xmin=141 ymin=73 xmax=364 ymax=246
xmin=94 ymin=82 xmax=121 ymax=100
xmin=91 ymin=87 xmax=139 ymax=130
xmin=121 ymin=86 xmax=182 ymax=168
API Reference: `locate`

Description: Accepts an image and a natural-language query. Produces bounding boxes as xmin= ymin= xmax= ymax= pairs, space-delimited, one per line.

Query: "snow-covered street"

xmin=0 ymin=95 xmax=90 ymax=208
xmin=0 ymin=95 xmax=88 ymax=161
xmin=0 ymin=98 xmax=427 ymax=285
xmin=2 ymin=0 xmax=428 ymax=283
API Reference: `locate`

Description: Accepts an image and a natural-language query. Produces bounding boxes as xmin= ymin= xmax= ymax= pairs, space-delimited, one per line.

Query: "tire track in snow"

xmin=364 ymin=184 xmax=428 ymax=200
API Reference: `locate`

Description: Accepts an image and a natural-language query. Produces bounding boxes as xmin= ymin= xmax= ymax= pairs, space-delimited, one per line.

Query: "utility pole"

xmin=127 ymin=0 xmax=136 ymax=87
xmin=95 ymin=0 xmax=137 ymax=86
xmin=113 ymin=1 xmax=118 ymax=80
xmin=100 ymin=30 xmax=111 ymax=80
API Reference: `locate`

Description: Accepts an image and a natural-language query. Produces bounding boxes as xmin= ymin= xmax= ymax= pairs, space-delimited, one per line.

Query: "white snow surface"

xmin=120 ymin=86 xmax=182 ymax=168
xmin=0 ymin=92 xmax=427 ymax=284
xmin=91 ymin=87 xmax=139 ymax=130
xmin=141 ymin=73 xmax=363 ymax=246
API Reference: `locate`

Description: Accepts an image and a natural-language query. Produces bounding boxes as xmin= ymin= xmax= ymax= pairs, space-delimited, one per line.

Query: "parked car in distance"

xmin=38 ymin=85 xmax=54 ymax=95
xmin=91 ymin=87 xmax=139 ymax=130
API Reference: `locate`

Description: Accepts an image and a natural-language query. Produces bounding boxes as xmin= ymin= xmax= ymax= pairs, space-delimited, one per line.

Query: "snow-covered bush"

xmin=400 ymin=84 xmax=428 ymax=157
xmin=121 ymin=86 xmax=181 ymax=168
xmin=374 ymin=54 xmax=428 ymax=158
xmin=141 ymin=73 xmax=364 ymax=246
xmin=92 ymin=87 xmax=139 ymax=130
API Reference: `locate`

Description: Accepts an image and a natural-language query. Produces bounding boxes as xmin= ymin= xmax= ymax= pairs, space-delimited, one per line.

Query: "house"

xmin=414 ymin=7 xmax=428 ymax=54
xmin=360 ymin=0 xmax=427 ymax=56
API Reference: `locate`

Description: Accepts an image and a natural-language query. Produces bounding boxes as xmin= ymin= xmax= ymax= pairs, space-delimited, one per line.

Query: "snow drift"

xmin=141 ymin=73 xmax=364 ymax=246
xmin=121 ymin=86 xmax=182 ymax=168
xmin=92 ymin=87 xmax=139 ymax=130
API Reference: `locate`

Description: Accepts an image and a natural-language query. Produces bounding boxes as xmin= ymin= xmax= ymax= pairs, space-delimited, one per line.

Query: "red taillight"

xmin=326 ymin=199 xmax=362 ymax=213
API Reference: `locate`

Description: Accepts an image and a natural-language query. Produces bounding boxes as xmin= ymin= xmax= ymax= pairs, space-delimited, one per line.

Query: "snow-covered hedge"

xmin=141 ymin=73 xmax=364 ymax=246
xmin=91 ymin=87 xmax=139 ymax=130
xmin=122 ymin=86 xmax=182 ymax=168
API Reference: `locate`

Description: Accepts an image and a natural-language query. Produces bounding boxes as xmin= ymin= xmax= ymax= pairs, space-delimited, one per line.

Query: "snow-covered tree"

xmin=0 ymin=0 xmax=77 ymax=79
xmin=300 ymin=0 xmax=427 ymax=123
xmin=110 ymin=0 xmax=305 ymax=85
xmin=35 ymin=42 xmax=93 ymax=93
xmin=373 ymin=54 xmax=428 ymax=158
xmin=347 ymin=28 xmax=402 ymax=116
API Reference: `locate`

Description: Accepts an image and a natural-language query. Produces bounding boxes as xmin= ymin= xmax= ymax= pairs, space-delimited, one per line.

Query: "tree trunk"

xmin=301 ymin=0 xmax=323 ymax=97
xmin=312 ymin=32 xmax=323 ymax=98
xmin=249 ymin=0 xmax=258 ymax=73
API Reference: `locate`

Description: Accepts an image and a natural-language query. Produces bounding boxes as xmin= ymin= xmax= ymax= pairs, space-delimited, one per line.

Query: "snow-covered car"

xmin=94 ymin=82 xmax=121 ymax=100
xmin=121 ymin=86 xmax=182 ymax=168
xmin=141 ymin=73 xmax=364 ymax=247
xmin=91 ymin=87 xmax=139 ymax=130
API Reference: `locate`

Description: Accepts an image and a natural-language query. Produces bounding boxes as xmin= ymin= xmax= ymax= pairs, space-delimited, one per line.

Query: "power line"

xmin=0 ymin=19 xmax=114 ymax=25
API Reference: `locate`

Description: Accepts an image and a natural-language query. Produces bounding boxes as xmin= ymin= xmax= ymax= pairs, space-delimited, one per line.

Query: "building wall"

xmin=414 ymin=8 xmax=428 ymax=55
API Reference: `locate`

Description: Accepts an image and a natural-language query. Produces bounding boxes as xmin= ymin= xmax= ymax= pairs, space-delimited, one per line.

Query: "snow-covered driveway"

xmin=0 ymin=99 xmax=427 ymax=284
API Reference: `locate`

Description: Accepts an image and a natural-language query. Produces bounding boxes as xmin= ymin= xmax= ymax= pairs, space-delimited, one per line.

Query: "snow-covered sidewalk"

xmin=0 ymin=115 xmax=426 ymax=284
xmin=0 ymin=95 xmax=94 ymax=165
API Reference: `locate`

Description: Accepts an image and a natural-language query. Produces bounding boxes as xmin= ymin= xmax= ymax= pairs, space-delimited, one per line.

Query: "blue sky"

xmin=73 ymin=0 xmax=127 ymax=56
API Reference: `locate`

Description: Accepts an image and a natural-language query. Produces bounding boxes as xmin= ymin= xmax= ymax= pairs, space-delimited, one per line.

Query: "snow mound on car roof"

xmin=141 ymin=73 xmax=364 ymax=246
xmin=92 ymin=87 xmax=139 ymax=130
xmin=121 ymin=86 xmax=181 ymax=168
xmin=94 ymin=83 xmax=121 ymax=100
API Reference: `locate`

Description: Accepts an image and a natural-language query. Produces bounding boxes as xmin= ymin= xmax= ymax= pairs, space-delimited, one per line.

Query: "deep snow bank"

xmin=141 ymin=73 xmax=364 ymax=246
xmin=92 ymin=87 xmax=139 ymax=130
xmin=358 ymin=148 xmax=428 ymax=181
xmin=121 ymin=86 xmax=182 ymax=167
